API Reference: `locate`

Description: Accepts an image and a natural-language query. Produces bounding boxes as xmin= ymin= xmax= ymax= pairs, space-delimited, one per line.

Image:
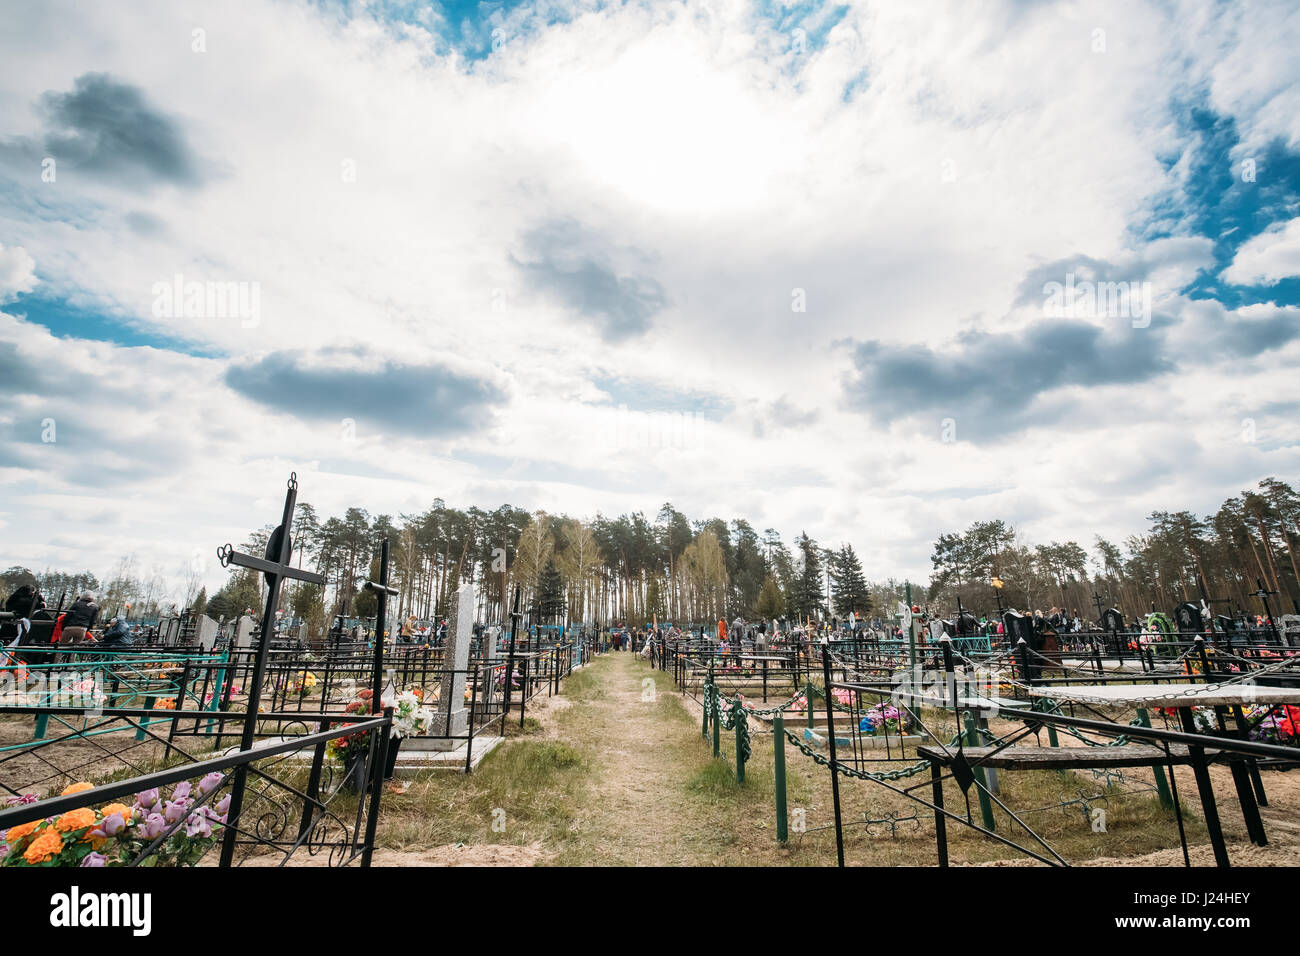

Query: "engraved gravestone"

xmin=425 ymin=582 xmax=475 ymax=748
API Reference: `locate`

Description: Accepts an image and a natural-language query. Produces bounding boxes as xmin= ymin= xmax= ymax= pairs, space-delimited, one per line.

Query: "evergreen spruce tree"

xmin=537 ymin=558 xmax=567 ymax=624
xmin=831 ymin=544 xmax=872 ymax=618
xmin=789 ymin=532 xmax=826 ymax=621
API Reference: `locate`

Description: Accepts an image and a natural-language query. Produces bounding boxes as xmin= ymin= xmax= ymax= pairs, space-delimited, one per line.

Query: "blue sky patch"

xmin=7 ymin=293 xmax=224 ymax=357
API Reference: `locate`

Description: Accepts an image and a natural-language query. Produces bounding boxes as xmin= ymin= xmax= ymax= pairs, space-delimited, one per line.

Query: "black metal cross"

xmin=1250 ymin=579 xmax=1282 ymax=644
xmin=217 ymin=472 xmax=324 ymax=866
xmin=1090 ymin=591 xmax=1109 ymax=625
xmin=363 ymin=538 xmax=398 ymax=705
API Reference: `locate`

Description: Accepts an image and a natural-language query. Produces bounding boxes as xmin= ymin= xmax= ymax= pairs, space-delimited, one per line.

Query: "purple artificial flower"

xmin=5 ymin=793 xmax=37 ymax=807
xmin=142 ymin=813 xmax=166 ymax=840
xmin=198 ymin=772 xmax=223 ymax=796
xmin=136 ymin=787 xmax=160 ymax=809
xmin=171 ymin=781 xmax=192 ymax=802
xmin=215 ymin=794 xmax=231 ymax=817
xmin=185 ymin=812 xmax=213 ymax=839
xmin=80 ymin=852 xmax=107 ymax=867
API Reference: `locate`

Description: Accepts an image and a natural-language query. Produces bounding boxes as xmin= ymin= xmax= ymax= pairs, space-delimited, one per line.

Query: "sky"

xmin=1 ymin=0 xmax=1299 ymax=599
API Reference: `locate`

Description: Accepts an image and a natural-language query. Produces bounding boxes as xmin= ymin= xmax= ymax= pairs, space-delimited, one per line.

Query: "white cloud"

xmin=0 ymin=243 xmax=36 ymax=301
xmin=1223 ymin=217 xmax=1300 ymax=285
xmin=0 ymin=0 xmax=1297 ymax=595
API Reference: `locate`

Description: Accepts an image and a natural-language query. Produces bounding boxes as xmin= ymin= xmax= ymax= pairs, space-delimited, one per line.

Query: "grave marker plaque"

xmin=1174 ymin=602 xmax=1203 ymax=633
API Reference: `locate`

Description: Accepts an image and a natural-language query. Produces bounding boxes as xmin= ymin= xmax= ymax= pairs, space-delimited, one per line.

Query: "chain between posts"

xmin=702 ymin=680 xmax=752 ymax=765
xmin=694 ymin=645 xmax=1300 ymax=786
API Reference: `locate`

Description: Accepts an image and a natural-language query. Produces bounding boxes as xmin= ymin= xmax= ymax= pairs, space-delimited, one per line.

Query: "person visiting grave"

xmin=3 ymin=584 xmax=45 ymax=643
xmin=101 ymin=616 xmax=132 ymax=648
xmin=60 ymin=590 xmax=100 ymax=645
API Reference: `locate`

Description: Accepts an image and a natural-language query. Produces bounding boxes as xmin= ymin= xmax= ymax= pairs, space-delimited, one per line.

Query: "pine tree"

xmin=755 ymin=574 xmax=785 ymax=620
xmin=645 ymin=575 xmax=666 ymax=622
xmin=788 ymin=532 xmax=826 ymax=621
xmin=191 ymin=587 xmax=208 ymax=617
xmin=831 ymin=544 xmax=872 ymax=618
xmin=537 ymin=558 xmax=567 ymax=624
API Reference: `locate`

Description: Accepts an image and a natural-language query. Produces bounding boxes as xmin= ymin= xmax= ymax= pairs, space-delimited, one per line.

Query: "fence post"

xmin=964 ymin=711 xmax=995 ymax=831
xmin=1135 ymin=708 xmax=1173 ymax=809
xmin=360 ymin=710 xmax=392 ymax=867
xmin=702 ymin=673 xmax=710 ymax=740
xmin=820 ymin=645 xmax=845 ymax=867
xmin=137 ymin=697 xmax=156 ymax=740
xmin=735 ymin=711 xmax=746 ymax=784
xmin=712 ymin=690 xmax=721 ymax=758
xmin=774 ymin=711 xmax=788 ymax=842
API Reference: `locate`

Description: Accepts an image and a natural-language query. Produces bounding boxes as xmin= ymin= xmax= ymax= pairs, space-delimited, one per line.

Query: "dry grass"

xmin=366 ymin=653 xmax=1243 ymax=866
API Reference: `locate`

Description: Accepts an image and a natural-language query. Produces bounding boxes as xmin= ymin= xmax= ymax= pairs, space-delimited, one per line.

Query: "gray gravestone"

xmin=427 ymin=583 xmax=475 ymax=746
xmin=196 ymin=615 xmax=220 ymax=651
xmin=479 ymin=625 xmax=500 ymax=709
xmin=233 ymin=614 xmax=255 ymax=650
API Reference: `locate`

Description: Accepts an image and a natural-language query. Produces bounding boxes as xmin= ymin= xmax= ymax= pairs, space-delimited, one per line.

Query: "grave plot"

xmin=0 ymin=474 xmax=393 ymax=868
xmin=657 ymin=632 xmax=1300 ymax=866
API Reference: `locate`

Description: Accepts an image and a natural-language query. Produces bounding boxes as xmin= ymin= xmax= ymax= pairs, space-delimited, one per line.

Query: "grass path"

xmin=542 ymin=650 xmax=795 ymax=865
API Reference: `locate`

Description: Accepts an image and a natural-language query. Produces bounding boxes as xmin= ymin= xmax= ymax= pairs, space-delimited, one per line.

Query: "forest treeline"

xmin=5 ymin=477 xmax=1296 ymax=632
xmin=927 ymin=477 xmax=1300 ymax=622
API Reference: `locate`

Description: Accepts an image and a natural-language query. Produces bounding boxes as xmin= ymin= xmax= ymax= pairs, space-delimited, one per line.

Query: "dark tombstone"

xmin=1099 ymin=607 xmax=1125 ymax=657
xmin=1002 ymin=609 xmax=1034 ymax=646
xmin=1174 ymin=602 xmax=1203 ymax=634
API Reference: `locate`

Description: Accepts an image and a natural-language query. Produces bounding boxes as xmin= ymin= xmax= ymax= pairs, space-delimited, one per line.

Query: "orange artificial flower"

xmin=61 ymin=782 xmax=93 ymax=796
xmin=55 ymin=808 xmax=97 ymax=832
xmin=100 ymin=803 xmax=134 ymax=822
xmin=3 ymin=820 xmax=40 ymax=843
xmin=23 ymin=829 xmax=64 ymax=864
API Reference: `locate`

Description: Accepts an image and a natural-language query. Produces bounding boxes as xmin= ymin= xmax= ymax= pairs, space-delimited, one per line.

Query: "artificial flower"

xmin=100 ymin=803 xmax=134 ymax=822
xmin=3 ymin=820 xmax=39 ymax=843
xmin=55 ymin=808 xmax=96 ymax=832
xmin=23 ymin=829 xmax=63 ymax=864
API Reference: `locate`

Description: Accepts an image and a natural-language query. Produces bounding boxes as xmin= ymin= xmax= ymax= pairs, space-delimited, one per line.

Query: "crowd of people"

xmin=1 ymin=584 xmax=138 ymax=652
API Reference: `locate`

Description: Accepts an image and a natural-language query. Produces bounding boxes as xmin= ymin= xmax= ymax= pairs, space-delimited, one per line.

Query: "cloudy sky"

xmin=1 ymin=0 xmax=1298 ymax=596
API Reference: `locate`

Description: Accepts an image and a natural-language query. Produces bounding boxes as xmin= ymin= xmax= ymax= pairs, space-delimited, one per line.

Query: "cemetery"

xmin=2 ymin=11 xmax=1299 ymax=918
xmin=0 ymin=473 xmax=1298 ymax=870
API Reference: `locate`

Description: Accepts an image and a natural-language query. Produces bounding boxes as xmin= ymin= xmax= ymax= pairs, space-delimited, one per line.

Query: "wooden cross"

xmin=217 ymin=472 xmax=324 ymax=866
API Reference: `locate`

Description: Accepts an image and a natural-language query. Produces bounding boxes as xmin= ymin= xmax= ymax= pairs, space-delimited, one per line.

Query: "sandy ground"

xmin=0 ymin=714 xmax=182 ymax=793
xmin=980 ymin=710 xmax=1300 ymax=860
xmin=238 ymin=842 xmax=548 ymax=867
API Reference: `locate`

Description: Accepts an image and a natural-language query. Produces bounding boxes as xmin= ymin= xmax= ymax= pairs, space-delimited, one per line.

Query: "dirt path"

xmin=537 ymin=651 xmax=746 ymax=865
